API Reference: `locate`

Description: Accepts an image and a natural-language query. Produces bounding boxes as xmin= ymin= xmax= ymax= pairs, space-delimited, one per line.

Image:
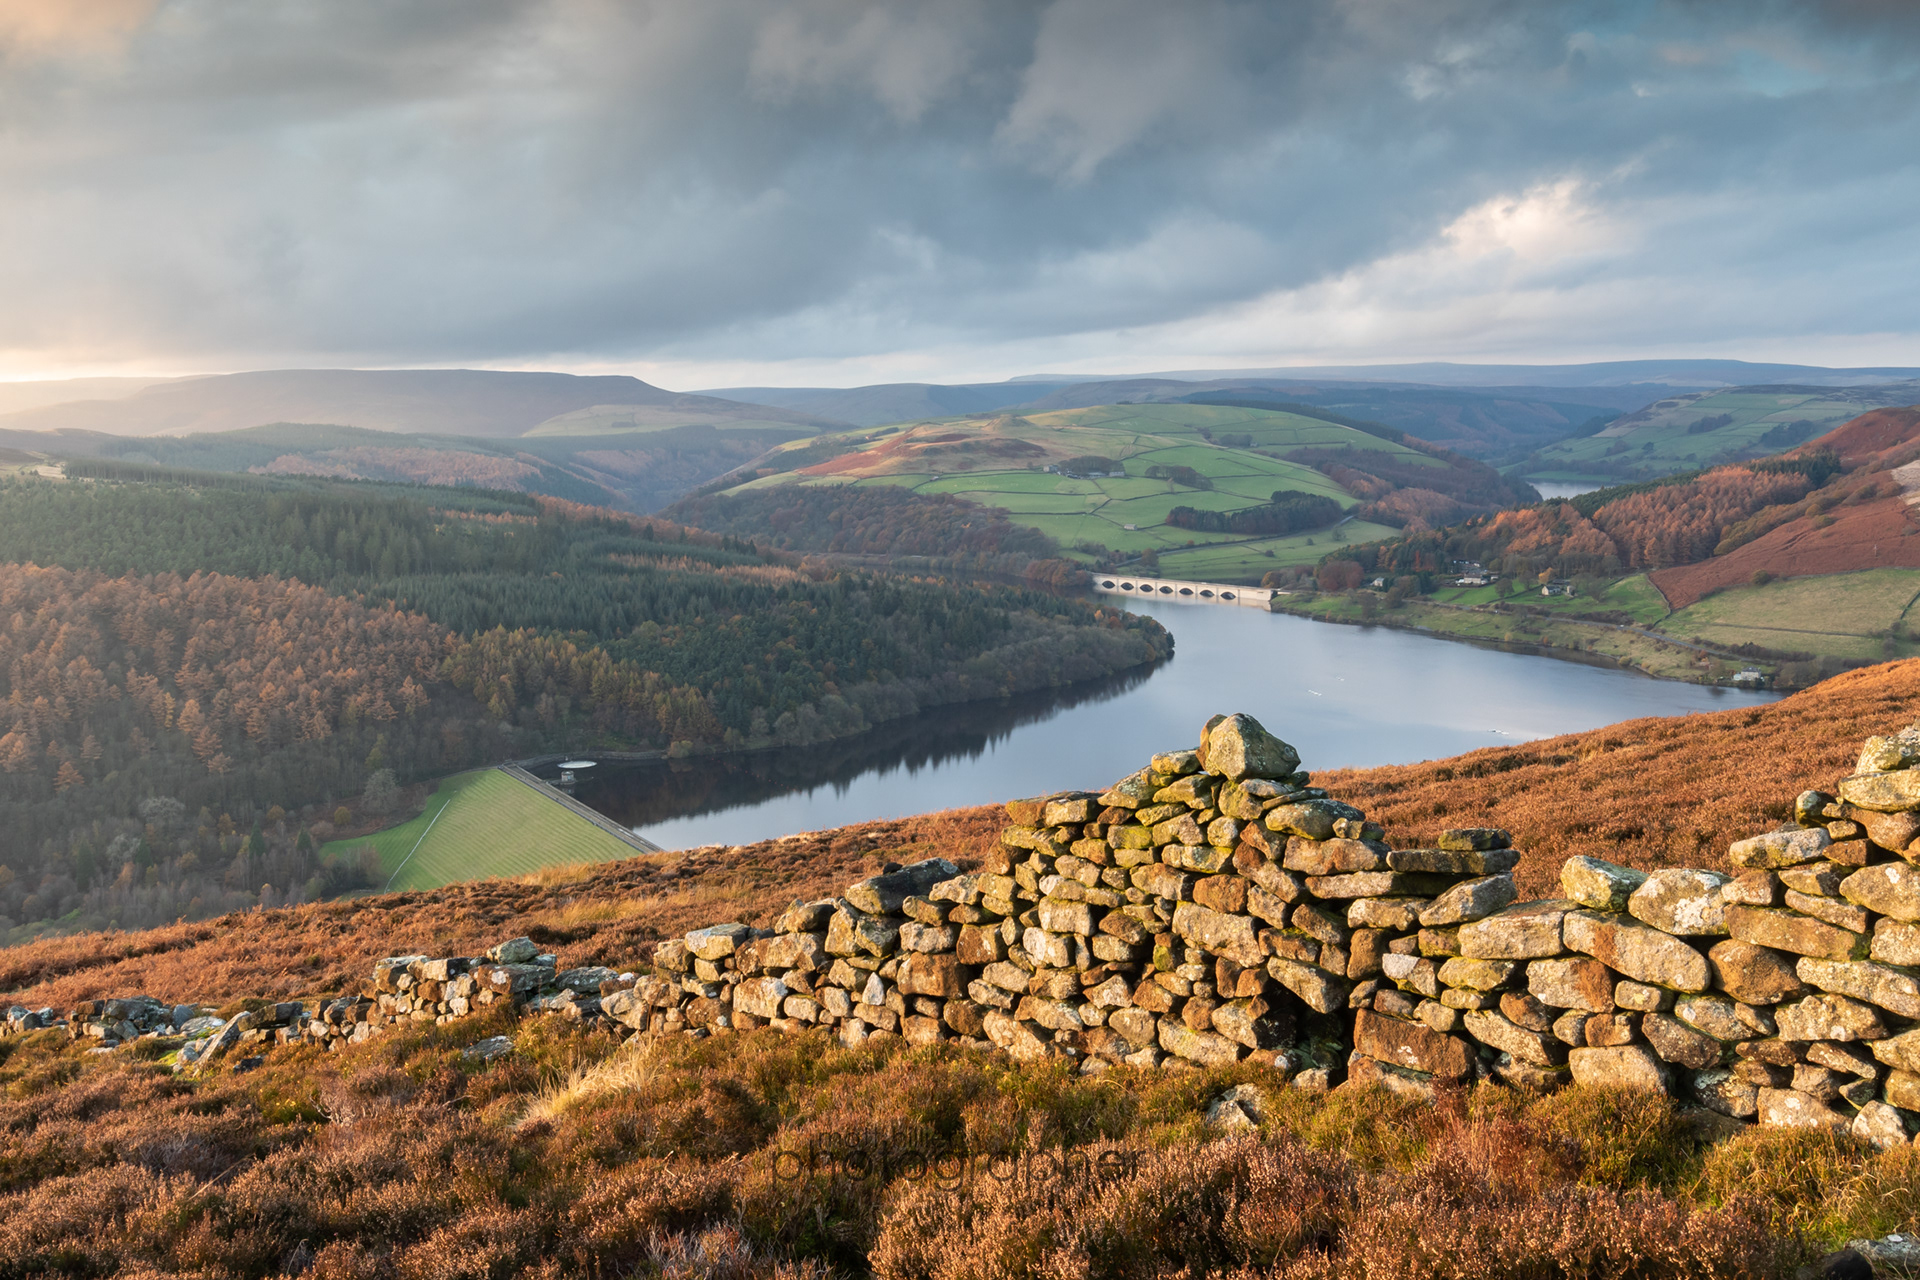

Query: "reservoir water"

xmin=561 ymin=597 xmax=1778 ymax=851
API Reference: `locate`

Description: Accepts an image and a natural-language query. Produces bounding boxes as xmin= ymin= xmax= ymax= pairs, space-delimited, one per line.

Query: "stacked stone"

xmin=46 ymin=712 xmax=1920 ymax=1154
xmin=4 ymin=1004 xmax=59 ymax=1034
xmin=599 ymin=858 xmax=966 ymax=1045
xmin=598 ymin=713 xmax=1509 ymax=1077
xmin=1350 ymin=723 xmax=1920 ymax=1150
xmin=64 ymin=996 xmax=217 ymax=1048
xmin=298 ymin=937 xmax=629 ymax=1051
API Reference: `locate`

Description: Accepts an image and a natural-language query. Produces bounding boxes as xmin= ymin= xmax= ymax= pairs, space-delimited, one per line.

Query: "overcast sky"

xmin=1 ymin=0 xmax=1916 ymax=386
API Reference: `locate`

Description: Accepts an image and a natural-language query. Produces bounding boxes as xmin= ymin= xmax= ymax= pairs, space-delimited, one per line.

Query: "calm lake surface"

xmin=559 ymin=597 xmax=1778 ymax=851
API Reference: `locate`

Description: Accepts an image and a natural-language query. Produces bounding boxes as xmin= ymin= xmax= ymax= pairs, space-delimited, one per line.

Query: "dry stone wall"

xmin=22 ymin=714 xmax=1920 ymax=1151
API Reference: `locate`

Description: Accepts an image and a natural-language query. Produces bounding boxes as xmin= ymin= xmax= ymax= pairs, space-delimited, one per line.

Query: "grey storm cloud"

xmin=0 ymin=0 xmax=1916 ymax=377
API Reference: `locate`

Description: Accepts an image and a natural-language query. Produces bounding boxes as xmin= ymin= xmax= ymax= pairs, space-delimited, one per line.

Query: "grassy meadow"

xmin=324 ymin=769 xmax=643 ymax=892
xmin=1661 ymin=567 xmax=1920 ymax=662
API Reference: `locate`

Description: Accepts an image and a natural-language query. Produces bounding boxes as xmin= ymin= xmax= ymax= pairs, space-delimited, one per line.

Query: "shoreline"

xmin=1262 ymin=592 xmax=1794 ymax=690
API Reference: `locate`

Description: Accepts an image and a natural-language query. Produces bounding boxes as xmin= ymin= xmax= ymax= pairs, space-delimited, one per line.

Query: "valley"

xmin=0 ymin=468 xmax=1166 ymax=943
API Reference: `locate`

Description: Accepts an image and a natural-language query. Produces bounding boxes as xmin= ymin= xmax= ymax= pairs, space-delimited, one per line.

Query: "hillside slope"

xmin=0 ymin=369 xmax=841 ymax=438
xmin=8 ymin=656 xmax=1918 ymax=1011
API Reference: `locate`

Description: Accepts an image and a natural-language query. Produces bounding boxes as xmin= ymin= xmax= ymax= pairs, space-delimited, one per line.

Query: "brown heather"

xmin=0 ymin=804 xmax=1004 ymax=1013
xmin=7 ymin=660 xmax=1920 ymax=1274
xmin=0 ymin=1016 xmax=1887 ymax=1279
xmin=1320 ymin=656 xmax=1920 ymax=900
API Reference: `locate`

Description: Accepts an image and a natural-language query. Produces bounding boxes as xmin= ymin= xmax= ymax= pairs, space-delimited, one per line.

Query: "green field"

xmin=323 ymin=769 xmax=644 ymax=892
xmin=1660 ymin=568 xmax=1920 ymax=661
xmin=1152 ymin=520 xmax=1402 ymax=580
xmin=1528 ymin=386 xmax=1909 ymax=481
xmin=727 ymin=403 xmax=1424 ymax=563
xmin=1426 ymin=573 xmax=1670 ymax=626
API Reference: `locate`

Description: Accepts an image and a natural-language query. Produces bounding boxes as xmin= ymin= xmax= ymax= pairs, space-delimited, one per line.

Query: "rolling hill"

xmin=14 ymin=420 xmax=815 ymax=512
xmin=717 ymin=376 xmax=1680 ymax=458
xmin=1316 ymin=402 xmax=1920 ymax=682
xmin=0 ymin=368 xmax=844 ymax=439
xmin=695 ymin=380 xmax=1077 ymax=427
xmin=0 ymin=375 xmax=179 ymax=415
xmin=1524 ymin=382 xmax=1920 ymax=484
xmin=677 ymin=402 xmax=1533 ymax=580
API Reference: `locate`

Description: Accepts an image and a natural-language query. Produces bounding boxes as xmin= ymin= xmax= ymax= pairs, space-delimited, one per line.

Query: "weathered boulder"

xmin=1561 ymin=857 xmax=1648 ymax=913
xmin=983 ymin=1010 xmax=1051 ymax=1063
xmin=1206 ymin=1082 xmax=1268 ymax=1131
xmin=1418 ymin=873 xmax=1517 ymax=927
xmin=1795 ymin=957 xmax=1920 ymax=1021
xmin=1706 ymin=939 xmax=1808 ymax=1005
xmin=1502 ymin=990 xmax=1559 ymax=1032
xmin=1784 ymin=890 xmax=1870 ymax=934
xmin=1673 ymin=994 xmax=1758 ymax=1042
xmin=1107 ymin=1006 xmax=1157 ymax=1050
xmin=846 ymin=859 xmax=963 ymax=915
xmin=1728 ymin=827 xmax=1831 ymax=869
xmin=486 ymin=937 xmax=539 ymax=964
xmin=1459 ymin=900 xmax=1578 ymax=960
xmin=1172 ymin=900 xmax=1263 ymax=966
xmin=1841 ymin=862 xmax=1920 ymax=922
xmin=1132 ymin=864 xmax=1192 ymax=901
xmin=1353 ymin=1008 xmax=1472 ymax=1079
xmin=1723 ymin=906 xmax=1869 ymax=961
xmin=761 ymin=932 xmax=828 ymax=971
xmin=1436 ymin=957 xmax=1518 ymax=991
xmin=1348 ymin=896 xmax=1427 ymax=931
xmin=773 ymin=900 xmax=837 ymax=933
xmin=1283 ymin=837 xmax=1387 ymax=876
xmin=1852 ymin=1101 xmax=1912 ymax=1151
xmin=1563 ymin=911 xmax=1710 ymax=992
xmin=899 ymin=923 xmax=957 ymax=954
xmin=1721 ymin=871 xmax=1781 ymax=907
xmin=462 ymin=1035 xmax=514 ymax=1062
xmin=1440 ymin=828 xmax=1512 ymax=852
xmin=1692 ymin=1067 xmax=1760 ymax=1119
xmin=1859 ymin=731 xmax=1920 ymax=774
xmin=1267 ymin=957 xmax=1347 ymax=1014
xmin=732 ymin=977 xmax=789 ymax=1020
xmin=1757 ymin=1087 xmax=1849 ymax=1133
xmin=896 ymin=952 xmax=967 ymax=999
xmin=1199 ymin=713 xmax=1300 ymax=781
xmin=1887 ymin=1070 xmax=1920 ymax=1111
xmin=1159 ymin=1019 xmax=1243 ymax=1068
xmin=1775 ymin=993 xmax=1889 ymax=1042
xmin=1388 ymin=847 xmax=1519 ymax=875
xmin=1627 ymin=869 xmax=1730 ymax=936
xmin=1037 ymin=898 xmax=1095 ymax=936
xmin=1642 ymin=1012 xmax=1724 ymax=1070
xmin=1212 ymin=996 xmax=1287 ymax=1049
xmin=1022 ymin=928 xmax=1076 ymax=970
xmin=1869 ymin=1027 xmax=1920 ymax=1074
xmin=1014 ymin=996 xmax=1084 ymax=1034
xmin=1872 ymin=919 xmax=1920 ymax=967
xmin=1265 ymin=799 xmax=1363 ymax=841
xmin=1464 ymin=1009 xmax=1565 ymax=1067
xmin=1307 ymin=871 xmax=1455 ymax=899
xmin=956 ymin=924 xmax=1005 ymax=966
xmin=1839 ymin=769 xmax=1920 ymax=813
xmin=1527 ymin=957 xmax=1615 ymax=1012
xmin=1569 ymin=1045 xmax=1671 ymax=1093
